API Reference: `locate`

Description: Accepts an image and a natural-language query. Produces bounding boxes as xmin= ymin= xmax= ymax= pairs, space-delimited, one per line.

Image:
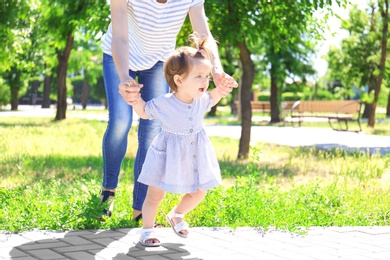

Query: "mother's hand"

xmin=213 ymin=72 xmax=238 ymax=97
xmin=118 ymin=79 xmax=143 ymax=106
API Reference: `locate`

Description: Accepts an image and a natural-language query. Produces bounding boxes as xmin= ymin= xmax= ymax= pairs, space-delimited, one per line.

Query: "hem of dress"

xmin=138 ymin=179 xmax=222 ymax=194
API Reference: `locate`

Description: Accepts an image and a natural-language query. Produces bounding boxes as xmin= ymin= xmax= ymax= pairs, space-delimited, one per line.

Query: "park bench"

xmin=289 ymin=100 xmax=362 ymax=131
xmin=233 ymin=101 xmax=295 ymax=114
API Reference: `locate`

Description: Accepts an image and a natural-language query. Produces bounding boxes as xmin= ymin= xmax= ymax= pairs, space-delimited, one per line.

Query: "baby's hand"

xmin=119 ymin=79 xmax=143 ymax=106
xmin=213 ymin=72 xmax=238 ymax=97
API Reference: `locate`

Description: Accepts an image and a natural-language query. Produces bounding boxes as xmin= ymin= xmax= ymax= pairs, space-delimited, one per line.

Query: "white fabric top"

xmin=137 ymin=92 xmax=222 ymax=194
xmin=101 ymin=0 xmax=204 ymax=71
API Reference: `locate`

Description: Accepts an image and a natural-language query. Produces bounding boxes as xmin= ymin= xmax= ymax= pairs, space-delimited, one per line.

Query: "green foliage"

xmin=91 ymin=76 xmax=106 ymax=103
xmin=282 ymin=92 xmax=303 ymax=101
xmin=301 ymin=88 xmax=335 ymax=101
xmin=256 ymin=92 xmax=270 ymax=101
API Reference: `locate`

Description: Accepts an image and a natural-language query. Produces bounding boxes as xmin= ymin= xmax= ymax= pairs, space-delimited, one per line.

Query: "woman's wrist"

xmin=120 ymin=77 xmax=134 ymax=86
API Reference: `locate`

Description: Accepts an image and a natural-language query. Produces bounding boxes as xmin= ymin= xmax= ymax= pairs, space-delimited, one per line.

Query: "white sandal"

xmin=138 ymin=228 xmax=161 ymax=247
xmin=166 ymin=209 xmax=189 ymax=238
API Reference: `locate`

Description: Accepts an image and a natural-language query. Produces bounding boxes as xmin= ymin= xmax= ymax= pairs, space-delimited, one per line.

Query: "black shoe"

xmin=134 ymin=213 xmax=143 ymax=222
xmin=100 ymin=190 xmax=115 ymax=218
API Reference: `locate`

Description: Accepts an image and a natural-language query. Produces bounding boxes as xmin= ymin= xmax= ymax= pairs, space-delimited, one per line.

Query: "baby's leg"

xmin=170 ymin=189 xmax=206 ymax=235
xmin=176 ymin=189 xmax=207 ymax=215
xmin=142 ymin=186 xmax=165 ymax=229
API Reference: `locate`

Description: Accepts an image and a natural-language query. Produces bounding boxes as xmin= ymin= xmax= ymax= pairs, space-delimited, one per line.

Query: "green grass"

xmin=0 ymin=115 xmax=389 ymax=233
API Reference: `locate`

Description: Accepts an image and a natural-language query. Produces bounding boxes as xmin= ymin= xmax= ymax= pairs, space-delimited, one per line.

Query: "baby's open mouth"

xmin=199 ymin=88 xmax=205 ymax=92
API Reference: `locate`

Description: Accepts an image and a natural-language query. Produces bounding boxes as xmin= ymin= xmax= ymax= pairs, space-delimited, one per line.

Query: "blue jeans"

xmin=102 ymin=53 xmax=169 ymax=211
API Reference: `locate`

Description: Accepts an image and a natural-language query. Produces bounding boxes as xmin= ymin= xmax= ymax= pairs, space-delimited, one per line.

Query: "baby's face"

xmin=177 ymin=60 xmax=212 ymax=101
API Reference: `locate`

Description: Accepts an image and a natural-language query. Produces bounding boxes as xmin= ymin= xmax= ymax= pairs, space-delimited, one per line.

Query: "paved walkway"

xmin=1 ymin=106 xmax=390 ymax=259
xmin=1 ymin=226 xmax=390 ymax=260
xmin=205 ymin=125 xmax=390 ymax=155
xmin=2 ymin=105 xmax=390 ymax=155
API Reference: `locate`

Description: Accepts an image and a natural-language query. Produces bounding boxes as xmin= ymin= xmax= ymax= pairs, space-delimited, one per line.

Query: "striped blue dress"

xmin=137 ymin=92 xmax=222 ymax=194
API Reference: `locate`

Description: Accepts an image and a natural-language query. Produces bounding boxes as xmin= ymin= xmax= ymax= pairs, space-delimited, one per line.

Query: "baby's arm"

xmin=132 ymin=98 xmax=149 ymax=119
xmin=209 ymin=88 xmax=225 ymax=107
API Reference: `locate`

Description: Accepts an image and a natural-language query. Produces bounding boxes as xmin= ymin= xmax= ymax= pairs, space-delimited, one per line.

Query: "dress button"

xmin=190 ymin=129 xmax=193 ymax=133
xmin=191 ymin=142 xmax=194 ymax=145
xmin=194 ymin=169 xmax=198 ymax=173
xmin=193 ymin=155 xmax=197 ymax=159
xmin=188 ymin=105 xmax=192 ymax=109
xmin=189 ymin=117 xmax=193 ymax=121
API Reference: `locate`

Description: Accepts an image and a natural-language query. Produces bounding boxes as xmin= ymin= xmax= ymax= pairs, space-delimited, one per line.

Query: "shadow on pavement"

xmin=7 ymin=229 xmax=202 ymax=260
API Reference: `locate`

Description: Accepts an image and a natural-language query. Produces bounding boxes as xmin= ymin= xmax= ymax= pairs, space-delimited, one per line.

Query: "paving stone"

xmin=2 ymin=227 xmax=390 ymax=260
xmin=20 ymin=231 xmax=66 ymax=242
xmin=62 ymin=251 xmax=96 ymax=260
xmin=54 ymin=243 xmax=104 ymax=253
xmin=58 ymin=236 xmax=93 ymax=246
xmin=0 ymin=234 xmax=34 ymax=248
xmin=1 ymin=257 xmax=40 ymax=260
xmin=28 ymin=249 xmax=65 ymax=260
xmin=18 ymin=242 xmax=70 ymax=251
xmin=0 ymin=247 xmax=29 ymax=258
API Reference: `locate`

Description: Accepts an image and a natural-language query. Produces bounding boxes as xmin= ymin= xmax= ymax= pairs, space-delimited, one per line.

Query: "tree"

xmin=264 ymin=31 xmax=317 ymax=122
xmin=326 ymin=1 xmax=389 ymax=126
xmin=205 ymin=0 xmax=347 ymax=159
xmin=0 ymin=1 xmax=43 ymax=110
xmin=38 ymin=0 xmax=109 ymax=120
xmin=0 ymin=1 xmax=20 ymax=72
xmin=68 ymin=32 xmax=104 ymax=109
xmin=368 ymin=0 xmax=389 ymax=127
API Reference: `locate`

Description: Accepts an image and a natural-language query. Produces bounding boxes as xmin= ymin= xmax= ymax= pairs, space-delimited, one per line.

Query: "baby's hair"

xmin=164 ymin=32 xmax=214 ymax=92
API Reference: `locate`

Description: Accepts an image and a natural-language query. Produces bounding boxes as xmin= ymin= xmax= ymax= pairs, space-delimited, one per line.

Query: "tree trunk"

xmin=362 ymin=73 xmax=375 ymax=118
xmin=313 ymin=82 xmax=318 ymax=100
xmin=363 ymin=102 xmax=373 ymax=118
xmin=387 ymin=91 xmax=390 ymax=117
xmin=368 ymin=0 xmax=388 ymax=127
xmin=42 ymin=75 xmax=52 ymax=108
xmin=10 ymin=86 xmax=19 ymax=111
xmin=270 ymin=65 xmax=280 ymax=123
xmin=208 ymin=104 xmax=217 ymax=116
xmin=269 ymin=46 xmax=281 ymax=123
xmin=237 ymin=41 xmax=255 ymax=160
xmin=81 ymin=78 xmax=90 ymax=110
xmin=55 ymin=33 xmax=74 ymax=120
xmin=8 ymin=66 xmax=20 ymax=111
xmin=363 ymin=1 xmax=376 ymax=119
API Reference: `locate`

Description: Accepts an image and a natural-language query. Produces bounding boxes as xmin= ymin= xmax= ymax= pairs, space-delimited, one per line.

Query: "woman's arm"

xmin=110 ymin=0 xmax=132 ymax=83
xmin=110 ymin=0 xmax=141 ymax=105
xmin=189 ymin=4 xmax=238 ymax=98
xmin=188 ymin=4 xmax=223 ymax=76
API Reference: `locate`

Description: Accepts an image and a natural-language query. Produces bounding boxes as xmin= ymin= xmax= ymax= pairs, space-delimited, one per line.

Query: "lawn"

xmin=0 ymin=111 xmax=389 ymax=233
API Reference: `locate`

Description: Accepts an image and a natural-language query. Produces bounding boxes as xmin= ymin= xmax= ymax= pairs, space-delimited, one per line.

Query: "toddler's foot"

xmin=166 ymin=209 xmax=189 ymax=238
xmin=139 ymin=228 xmax=161 ymax=247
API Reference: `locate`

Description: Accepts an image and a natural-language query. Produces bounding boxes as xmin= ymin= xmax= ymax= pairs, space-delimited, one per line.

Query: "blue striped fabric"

xmin=102 ymin=0 xmax=204 ymax=71
xmin=137 ymin=92 xmax=222 ymax=194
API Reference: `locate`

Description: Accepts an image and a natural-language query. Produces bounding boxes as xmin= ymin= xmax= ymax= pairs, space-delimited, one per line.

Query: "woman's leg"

xmin=102 ymin=53 xmax=135 ymax=192
xmin=132 ymin=61 xmax=169 ymax=215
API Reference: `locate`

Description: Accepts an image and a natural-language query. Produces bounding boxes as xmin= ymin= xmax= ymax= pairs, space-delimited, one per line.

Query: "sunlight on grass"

xmin=1 ymin=115 xmax=390 ymax=233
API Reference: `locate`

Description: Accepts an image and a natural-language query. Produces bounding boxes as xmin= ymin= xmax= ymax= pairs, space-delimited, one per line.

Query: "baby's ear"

xmin=174 ymin=75 xmax=182 ymax=85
